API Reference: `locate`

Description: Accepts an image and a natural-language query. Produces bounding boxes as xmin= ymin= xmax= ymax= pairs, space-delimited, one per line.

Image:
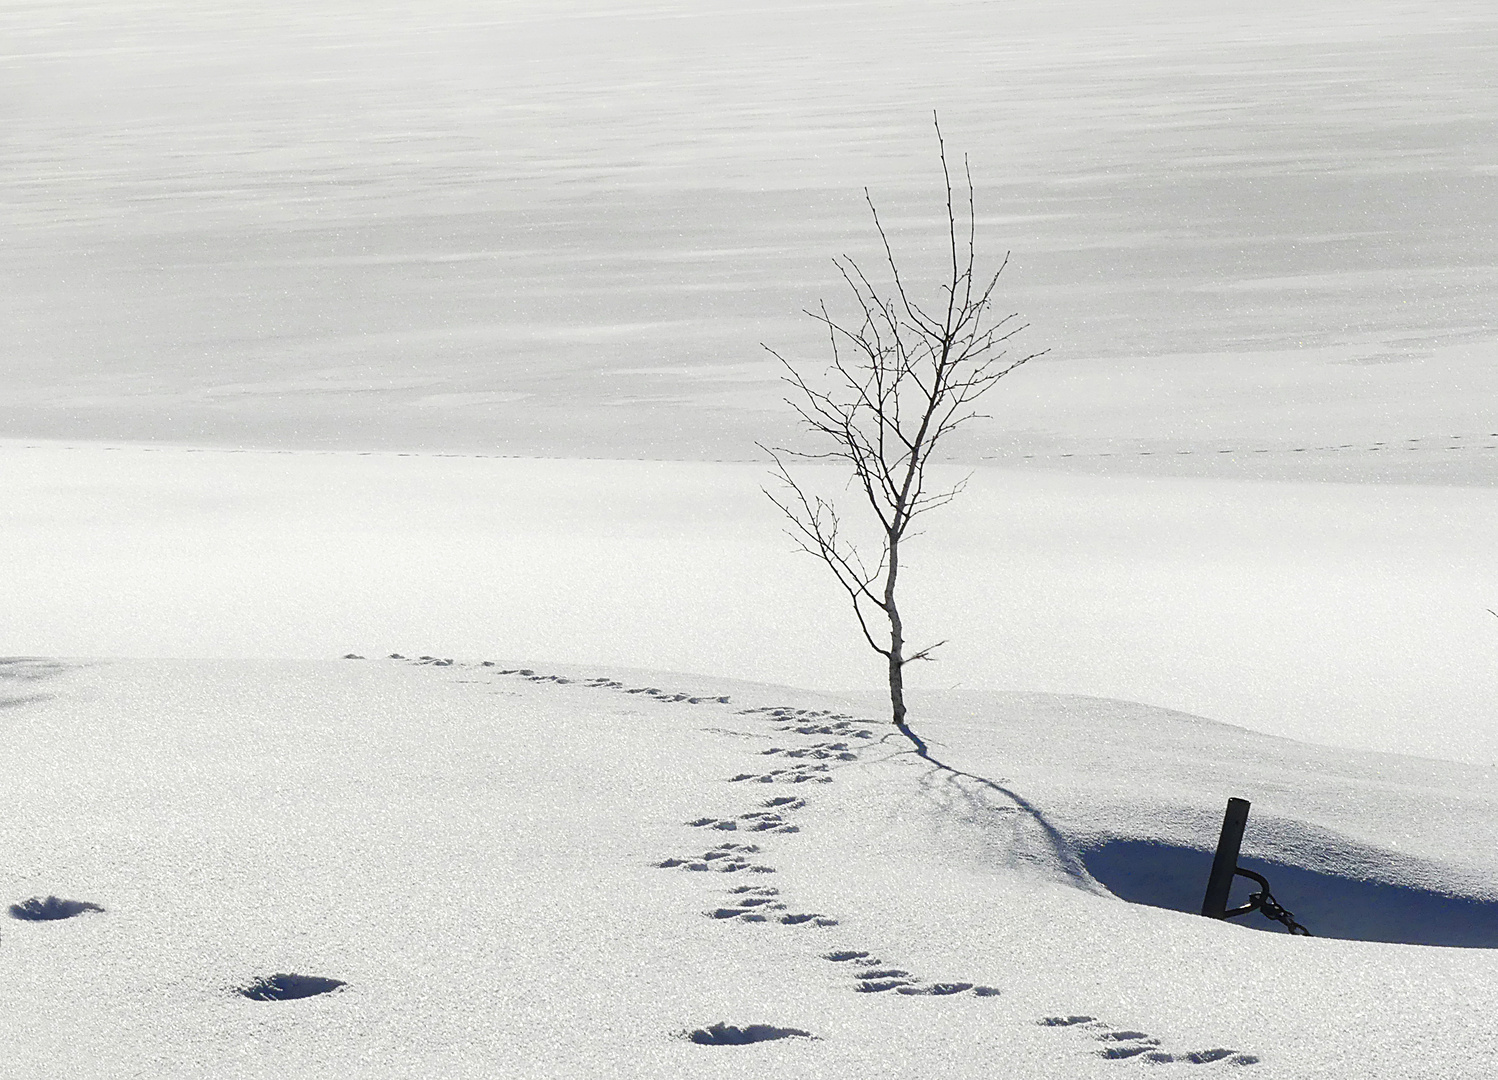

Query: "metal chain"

xmin=1225 ymin=867 xmax=1313 ymax=936
xmin=1249 ymin=887 xmax=1312 ymax=936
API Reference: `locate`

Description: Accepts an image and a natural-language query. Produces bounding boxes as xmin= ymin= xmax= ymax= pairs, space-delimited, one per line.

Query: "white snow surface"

xmin=5 ymin=441 xmax=1497 ymax=767
xmin=5 ymin=2 xmax=1498 ymax=1073
xmin=4 ymin=655 xmax=1498 ymax=1078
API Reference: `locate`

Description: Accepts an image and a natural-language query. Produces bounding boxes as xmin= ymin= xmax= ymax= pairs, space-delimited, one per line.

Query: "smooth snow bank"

xmin=869 ymin=689 xmax=1498 ymax=946
xmin=5 ymin=441 xmax=1497 ymax=766
xmin=4 ymin=656 xmax=1497 ymax=1078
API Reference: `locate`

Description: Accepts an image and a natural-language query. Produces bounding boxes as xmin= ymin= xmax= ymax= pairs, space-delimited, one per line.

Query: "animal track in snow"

xmin=1006 ymin=436 xmax=1498 ymax=466
xmin=238 ymin=973 xmax=346 ymax=1001
xmin=1037 ymin=1016 xmax=1259 ymax=1066
xmin=688 ymin=796 xmax=807 ymax=834
xmin=738 ymin=706 xmax=876 ymax=740
xmin=781 ymin=722 xmax=875 ymax=739
xmin=657 ymin=842 xmax=774 ymax=875
xmin=704 ymin=882 xmax=837 ymax=927
xmin=821 ymin=949 xmax=999 ymax=998
xmin=505 ymin=670 xmax=574 ymax=685
xmin=686 ymin=1022 xmax=814 ymax=1045
xmin=8 ymin=896 xmax=105 ymax=921
xmin=401 ymin=659 xmax=1253 ymax=1062
xmin=775 ymin=912 xmax=839 ymax=927
xmin=761 ymin=741 xmax=859 ymax=761
xmin=409 ymin=663 xmax=1007 ymax=1009
xmin=895 ymin=982 xmax=978 ymax=996
xmin=729 ymin=762 xmax=833 ymax=784
xmin=705 ymin=884 xmax=783 ymax=920
xmin=739 ymin=707 xmax=849 ymax=720
xmin=689 ymin=816 xmax=798 ymax=833
xmin=483 ymin=665 xmax=733 ymax=704
xmin=433 ymin=668 xmax=871 ymax=994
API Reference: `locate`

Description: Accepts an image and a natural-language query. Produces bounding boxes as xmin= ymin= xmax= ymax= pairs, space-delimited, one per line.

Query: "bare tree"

xmin=762 ymin=118 xmax=1045 ymax=755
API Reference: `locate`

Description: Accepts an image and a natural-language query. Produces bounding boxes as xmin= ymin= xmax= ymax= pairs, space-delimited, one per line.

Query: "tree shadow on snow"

xmin=890 ymin=727 xmax=1498 ymax=947
xmin=888 ymin=731 xmax=1098 ymax=887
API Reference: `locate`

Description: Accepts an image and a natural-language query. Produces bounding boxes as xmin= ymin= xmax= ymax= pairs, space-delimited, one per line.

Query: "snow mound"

xmin=4 ymin=656 xmax=1497 ymax=1078
xmin=869 ymin=688 xmax=1498 ymax=948
xmin=1079 ymin=836 xmax=1498 ymax=947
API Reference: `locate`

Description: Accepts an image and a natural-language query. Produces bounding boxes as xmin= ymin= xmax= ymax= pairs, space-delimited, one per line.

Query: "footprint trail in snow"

xmin=427 ymin=657 xmax=1261 ymax=1065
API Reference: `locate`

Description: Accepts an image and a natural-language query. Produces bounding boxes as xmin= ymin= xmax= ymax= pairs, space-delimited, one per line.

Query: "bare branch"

xmin=905 ymin=640 xmax=947 ymax=664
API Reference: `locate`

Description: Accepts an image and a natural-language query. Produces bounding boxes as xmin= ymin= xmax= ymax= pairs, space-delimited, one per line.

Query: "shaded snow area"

xmin=5 ymin=657 xmax=1497 ymax=1077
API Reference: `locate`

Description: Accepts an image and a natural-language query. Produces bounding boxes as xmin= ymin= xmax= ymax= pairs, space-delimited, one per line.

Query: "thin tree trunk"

xmin=884 ymin=533 xmax=929 ymax=756
xmin=884 ymin=531 xmax=904 ymax=727
xmin=888 ymin=630 xmax=906 ymax=728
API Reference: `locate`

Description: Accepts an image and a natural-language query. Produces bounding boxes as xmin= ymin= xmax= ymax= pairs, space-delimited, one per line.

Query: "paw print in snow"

xmin=739 ymin=706 xmax=876 ymax=740
xmin=688 ymin=796 xmax=807 ymax=834
xmin=762 ymin=742 xmax=858 ymax=761
xmin=1038 ymin=1016 xmax=1259 ymax=1066
xmin=821 ymin=949 xmax=999 ymax=998
xmin=729 ymin=763 xmax=833 ymax=784
xmin=657 ymin=842 xmax=773 ymax=874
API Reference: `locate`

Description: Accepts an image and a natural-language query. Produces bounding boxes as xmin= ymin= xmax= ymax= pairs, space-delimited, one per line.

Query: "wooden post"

xmin=1201 ymin=797 xmax=1251 ymax=919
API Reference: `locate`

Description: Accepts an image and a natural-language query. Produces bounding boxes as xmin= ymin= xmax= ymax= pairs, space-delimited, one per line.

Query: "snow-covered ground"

xmin=4 ymin=655 xmax=1497 ymax=1078
xmin=5 ymin=440 xmax=1496 ymax=765
xmin=5 ymin=0 xmax=1498 ymax=1074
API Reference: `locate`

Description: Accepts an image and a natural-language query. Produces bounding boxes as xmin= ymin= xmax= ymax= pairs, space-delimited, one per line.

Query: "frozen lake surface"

xmin=3 ymin=0 xmax=1495 ymax=459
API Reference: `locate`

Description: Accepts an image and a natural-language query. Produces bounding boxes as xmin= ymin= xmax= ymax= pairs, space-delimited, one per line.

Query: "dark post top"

xmin=1201 ymin=797 xmax=1252 ymax=919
